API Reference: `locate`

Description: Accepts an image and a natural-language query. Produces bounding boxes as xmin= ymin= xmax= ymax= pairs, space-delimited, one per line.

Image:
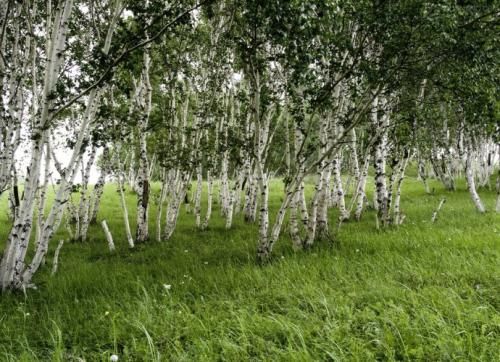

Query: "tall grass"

xmin=0 ymin=174 xmax=498 ymax=360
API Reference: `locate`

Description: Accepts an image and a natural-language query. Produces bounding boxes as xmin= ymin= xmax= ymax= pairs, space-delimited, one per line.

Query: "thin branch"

xmin=50 ymin=0 xmax=209 ymax=120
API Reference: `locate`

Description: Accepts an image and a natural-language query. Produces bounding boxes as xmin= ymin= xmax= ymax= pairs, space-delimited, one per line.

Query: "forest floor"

xmin=0 ymin=174 xmax=498 ymax=361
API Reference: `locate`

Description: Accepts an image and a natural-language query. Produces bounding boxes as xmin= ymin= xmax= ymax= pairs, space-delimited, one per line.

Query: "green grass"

xmin=0 ymin=175 xmax=499 ymax=361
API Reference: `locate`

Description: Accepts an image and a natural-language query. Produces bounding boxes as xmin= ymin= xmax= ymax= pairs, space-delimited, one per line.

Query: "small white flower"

xmin=25 ymin=313 xmax=30 ymax=317
xmin=184 ymin=249 xmax=188 ymax=253
xmin=163 ymin=284 xmax=172 ymax=290
xmin=104 ymin=311 xmax=110 ymax=316
xmin=110 ymin=354 xmax=119 ymax=362
xmin=204 ymin=261 xmax=208 ymax=265
xmin=281 ymin=255 xmax=285 ymax=259
xmin=355 ymin=249 xmax=360 ymax=253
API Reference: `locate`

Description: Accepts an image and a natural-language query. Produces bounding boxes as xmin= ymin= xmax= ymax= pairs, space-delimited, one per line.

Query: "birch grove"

xmin=0 ymin=0 xmax=498 ymax=291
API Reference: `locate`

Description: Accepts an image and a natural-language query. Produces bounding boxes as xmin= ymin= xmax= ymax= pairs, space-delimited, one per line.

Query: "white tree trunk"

xmin=202 ymin=170 xmax=213 ymax=230
xmin=353 ymin=155 xmax=370 ymax=220
xmin=465 ymin=148 xmax=486 ymax=213
xmin=256 ymin=171 xmax=270 ymax=258
xmin=51 ymin=240 xmax=65 ymax=276
xmin=0 ymin=0 xmax=75 ymax=290
xmin=118 ymin=173 xmax=135 ymax=248
xmin=135 ymin=43 xmax=153 ymax=243
xmin=156 ymin=177 xmax=168 ymax=242
xmin=163 ymin=173 xmax=192 ymax=240
xmin=225 ymin=174 xmax=242 ymax=230
xmin=332 ymin=155 xmax=349 ymax=221
xmin=305 ymin=168 xmax=325 ymax=247
xmin=289 ymin=190 xmax=302 ymax=249
xmin=89 ymin=147 xmax=111 ymax=223
xmin=372 ymin=96 xmax=389 ymax=225
xmin=194 ymin=165 xmax=203 ymax=228
xmin=393 ymin=155 xmax=410 ymax=225
xmin=431 ymin=198 xmax=446 ymax=223
xmin=101 ymin=220 xmax=115 ymax=252
xmin=79 ymin=144 xmax=97 ymax=241
xmin=316 ymin=164 xmax=332 ymax=237
xmin=1 ymin=0 xmax=123 ymax=290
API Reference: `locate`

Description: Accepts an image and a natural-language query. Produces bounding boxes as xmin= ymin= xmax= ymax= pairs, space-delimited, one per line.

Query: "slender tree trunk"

xmin=431 ymin=198 xmax=446 ymax=223
xmin=256 ymin=170 xmax=270 ymax=257
xmin=220 ymin=152 xmax=230 ymax=217
xmin=118 ymin=173 xmax=135 ymax=248
xmin=372 ymin=96 xmax=389 ymax=226
xmin=332 ymin=154 xmax=349 ymax=221
xmin=135 ymin=43 xmax=153 ymax=243
xmin=225 ymin=173 xmax=242 ymax=229
xmin=156 ymin=176 xmax=168 ymax=242
xmin=8 ymin=167 xmax=20 ymax=221
xmin=51 ymin=240 xmax=65 ymax=276
xmin=393 ymin=154 xmax=410 ymax=225
xmin=418 ymin=156 xmax=431 ymax=194
xmin=202 ymin=170 xmax=213 ymax=230
xmin=353 ymin=155 xmax=370 ymax=220
xmin=89 ymin=146 xmax=111 ymax=223
xmin=163 ymin=173 xmax=192 ymax=240
xmin=316 ymin=164 xmax=332 ymax=238
xmin=465 ymin=146 xmax=486 ymax=213
xmin=304 ymin=167 xmax=325 ymax=247
xmin=289 ymin=190 xmax=302 ymax=249
xmin=101 ymin=220 xmax=115 ymax=252
xmin=194 ymin=165 xmax=203 ymax=228
xmin=79 ymin=144 xmax=97 ymax=241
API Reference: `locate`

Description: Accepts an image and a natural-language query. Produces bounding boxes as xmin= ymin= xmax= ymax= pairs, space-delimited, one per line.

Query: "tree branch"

xmin=50 ymin=0 xmax=209 ymax=120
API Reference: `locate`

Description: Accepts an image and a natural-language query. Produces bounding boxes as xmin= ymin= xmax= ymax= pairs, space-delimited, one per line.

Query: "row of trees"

xmin=0 ymin=0 xmax=498 ymax=291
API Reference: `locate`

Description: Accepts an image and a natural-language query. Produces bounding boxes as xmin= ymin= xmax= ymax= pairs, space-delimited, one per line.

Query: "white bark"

xmin=79 ymin=144 xmax=97 ymax=242
xmin=101 ymin=220 xmax=115 ymax=252
xmin=89 ymin=147 xmax=111 ymax=223
xmin=465 ymin=147 xmax=486 ymax=213
xmin=117 ymin=172 xmax=135 ymax=248
xmin=51 ymin=240 xmax=64 ymax=276
xmin=1 ymin=0 xmax=75 ymax=290
xmin=316 ymin=164 xmax=332 ymax=237
xmin=305 ymin=168 xmax=325 ymax=247
xmin=1 ymin=0 xmax=123 ymax=290
xmin=353 ymin=155 xmax=370 ymax=220
xmin=256 ymin=170 xmax=270 ymax=256
xmin=135 ymin=37 xmax=153 ymax=243
xmin=332 ymin=155 xmax=349 ymax=221
xmin=431 ymin=198 xmax=446 ymax=223
xmin=289 ymin=190 xmax=302 ymax=249
xmin=156 ymin=176 xmax=168 ymax=242
xmin=372 ymin=96 xmax=390 ymax=225
xmin=417 ymin=156 xmax=431 ymax=194
xmin=225 ymin=174 xmax=242 ymax=230
xmin=194 ymin=165 xmax=203 ymax=228
xmin=393 ymin=155 xmax=411 ymax=225
xmin=163 ymin=173 xmax=192 ymax=240
xmin=202 ymin=170 xmax=213 ymax=230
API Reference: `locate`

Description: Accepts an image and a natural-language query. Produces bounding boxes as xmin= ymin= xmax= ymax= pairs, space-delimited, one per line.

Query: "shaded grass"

xmin=0 ymin=175 xmax=499 ymax=361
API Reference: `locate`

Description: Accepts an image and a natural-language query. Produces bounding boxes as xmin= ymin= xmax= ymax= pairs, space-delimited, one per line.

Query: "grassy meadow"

xmin=0 ymin=172 xmax=499 ymax=361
